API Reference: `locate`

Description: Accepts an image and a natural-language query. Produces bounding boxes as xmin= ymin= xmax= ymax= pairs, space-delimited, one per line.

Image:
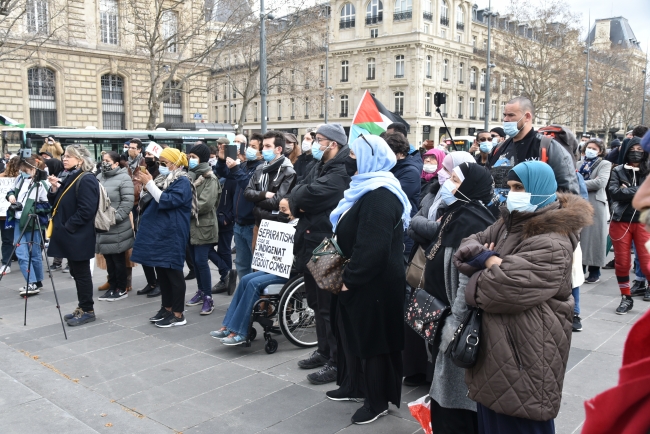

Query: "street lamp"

xmin=259 ymin=0 xmax=274 ymax=133
xmin=642 ymin=49 xmax=648 ymax=125
xmin=484 ymin=3 xmax=496 ymax=131
xmin=582 ymin=14 xmax=591 ymax=136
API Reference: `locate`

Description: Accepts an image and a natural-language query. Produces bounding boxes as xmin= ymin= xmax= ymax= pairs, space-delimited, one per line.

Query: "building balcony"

xmin=423 ymin=12 xmax=432 ymax=21
xmin=290 ymin=116 xmax=295 ymax=120
xmin=277 ymin=117 xmax=282 ymax=120
xmin=426 ymin=75 xmax=432 ymax=79
xmin=470 ymin=83 xmax=476 ymax=90
xmin=395 ymin=111 xmax=404 ymax=116
xmin=393 ymin=10 xmax=412 ymax=21
xmin=339 ymin=18 xmax=355 ymax=29
xmin=366 ymin=13 xmax=383 ymax=25
xmin=367 ymin=75 xmax=375 ymax=80
xmin=425 ymin=111 xmax=431 ymax=116
xmin=305 ymin=115 xmax=309 ymax=119
xmin=480 ymin=84 xmax=485 ymax=91
xmin=469 ymin=115 xmax=476 ymax=120
xmin=254 ymin=117 xmax=258 ymax=121
xmin=456 ymin=22 xmax=464 ymax=31
xmin=458 ymin=114 xmax=463 ymax=119
xmin=479 ymin=115 xmax=485 ymax=120
xmin=441 ymin=112 xmax=448 ymax=117
xmin=440 ymin=16 xmax=449 ymax=26
xmin=443 ymin=77 xmax=449 ymax=82
xmin=459 ymin=80 xmax=464 ymax=84
xmin=394 ymin=74 xmax=404 ymax=78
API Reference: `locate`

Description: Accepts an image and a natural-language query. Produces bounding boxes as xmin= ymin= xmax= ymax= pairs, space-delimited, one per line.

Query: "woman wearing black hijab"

xmin=422 ymin=162 xmax=496 ymax=434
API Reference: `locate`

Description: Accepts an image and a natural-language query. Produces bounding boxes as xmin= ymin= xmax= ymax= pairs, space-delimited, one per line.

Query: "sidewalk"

xmin=0 ymin=260 xmax=646 ymax=434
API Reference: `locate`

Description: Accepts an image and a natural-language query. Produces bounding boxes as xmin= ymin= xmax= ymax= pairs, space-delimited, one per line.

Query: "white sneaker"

xmin=2 ymin=265 xmax=10 ymax=275
xmin=19 ymin=283 xmax=40 ymax=296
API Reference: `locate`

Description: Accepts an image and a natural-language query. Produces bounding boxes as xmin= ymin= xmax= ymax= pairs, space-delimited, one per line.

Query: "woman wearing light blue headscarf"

xmin=326 ymin=134 xmax=409 ymax=425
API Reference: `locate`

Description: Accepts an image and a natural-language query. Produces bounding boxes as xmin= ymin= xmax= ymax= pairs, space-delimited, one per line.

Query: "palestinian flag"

xmin=349 ymin=90 xmax=410 ymax=144
xmin=0 ymin=114 xmax=24 ymax=128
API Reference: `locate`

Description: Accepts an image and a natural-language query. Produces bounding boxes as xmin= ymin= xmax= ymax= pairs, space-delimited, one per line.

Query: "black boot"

xmin=146 ymin=285 xmax=162 ymax=298
xmin=137 ymin=283 xmax=157 ymax=295
xmin=212 ymin=274 xmax=229 ymax=294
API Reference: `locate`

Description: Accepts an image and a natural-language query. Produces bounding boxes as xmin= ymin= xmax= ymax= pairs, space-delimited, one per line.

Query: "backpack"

xmin=76 ymin=172 xmax=116 ymax=232
xmin=538 ymin=125 xmax=580 ymax=163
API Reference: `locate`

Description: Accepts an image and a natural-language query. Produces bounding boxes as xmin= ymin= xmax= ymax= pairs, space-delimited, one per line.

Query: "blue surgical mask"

xmin=409 ymin=144 xmax=416 ymax=154
xmin=188 ymin=158 xmax=199 ymax=169
xmin=585 ymin=148 xmax=599 ymax=160
xmin=480 ymin=142 xmax=494 ymax=154
xmin=245 ymin=147 xmax=258 ymax=160
xmin=503 ymin=115 xmax=525 ymax=137
xmin=262 ymin=149 xmax=275 ymax=162
xmin=440 ymin=179 xmax=458 ymax=206
xmin=158 ymin=166 xmax=170 ymax=176
xmin=312 ymin=143 xmax=326 ymax=161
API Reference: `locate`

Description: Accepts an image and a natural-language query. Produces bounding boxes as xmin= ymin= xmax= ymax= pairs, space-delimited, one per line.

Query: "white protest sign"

xmin=252 ymin=219 xmax=295 ymax=278
xmin=0 ymin=177 xmax=16 ymax=217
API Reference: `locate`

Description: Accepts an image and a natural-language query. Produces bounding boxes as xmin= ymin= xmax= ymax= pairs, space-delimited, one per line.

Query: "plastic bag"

xmin=408 ymin=395 xmax=432 ymax=434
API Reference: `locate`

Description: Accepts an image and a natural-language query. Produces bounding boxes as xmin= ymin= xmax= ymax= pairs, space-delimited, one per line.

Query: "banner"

xmin=251 ymin=219 xmax=295 ymax=278
xmin=0 ymin=177 xmax=16 ymax=217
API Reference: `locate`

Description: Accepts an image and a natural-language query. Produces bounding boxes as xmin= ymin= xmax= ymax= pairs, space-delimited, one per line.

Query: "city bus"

xmin=1 ymin=124 xmax=236 ymax=161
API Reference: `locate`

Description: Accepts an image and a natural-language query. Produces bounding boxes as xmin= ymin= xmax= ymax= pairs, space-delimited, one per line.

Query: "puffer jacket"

xmin=96 ymin=167 xmax=134 ymax=255
xmin=189 ymin=169 xmax=221 ymax=245
xmin=453 ymin=193 xmax=593 ymax=421
xmin=244 ymin=155 xmax=296 ymax=224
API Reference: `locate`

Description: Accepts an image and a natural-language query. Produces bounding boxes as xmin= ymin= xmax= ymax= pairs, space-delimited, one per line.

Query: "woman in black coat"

xmin=47 ymin=145 xmax=99 ymax=327
xmin=327 ymin=134 xmax=411 ymax=425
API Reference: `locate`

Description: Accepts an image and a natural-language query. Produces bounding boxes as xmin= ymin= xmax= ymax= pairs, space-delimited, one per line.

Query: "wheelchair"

xmin=244 ymin=274 xmax=318 ymax=354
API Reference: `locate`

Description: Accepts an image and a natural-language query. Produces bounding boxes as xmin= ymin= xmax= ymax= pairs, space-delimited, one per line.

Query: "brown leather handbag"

xmin=306 ymin=237 xmax=349 ymax=294
xmin=406 ymin=246 xmax=427 ymax=289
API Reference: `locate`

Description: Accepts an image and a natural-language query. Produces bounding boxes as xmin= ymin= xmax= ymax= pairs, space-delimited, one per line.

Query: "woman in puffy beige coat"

xmin=454 ymin=161 xmax=593 ymax=433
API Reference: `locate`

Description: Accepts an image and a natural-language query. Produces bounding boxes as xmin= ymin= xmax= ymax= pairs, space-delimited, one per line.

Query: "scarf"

xmin=427 ymin=151 xmax=476 ymax=221
xmin=150 ymin=167 xmax=199 ymax=219
xmin=421 ymin=148 xmax=446 ymax=182
xmin=260 ymin=155 xmax=286 ymax=191
xmin=127 ymin=153 xmax=144 ymax=174
xmin=330 ymin=135 xmax=411 ymax=231
xmin=579 ymin=157 xmax=600 ymax=181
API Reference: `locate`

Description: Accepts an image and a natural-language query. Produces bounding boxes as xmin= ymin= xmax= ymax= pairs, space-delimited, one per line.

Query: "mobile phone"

xmin=239 ymin=142 xmax=246 ymax=155
xmin=226 ymin=144 xmax=238 ymax=160
xmin=140 ymin=166 xmax=146 ymax=173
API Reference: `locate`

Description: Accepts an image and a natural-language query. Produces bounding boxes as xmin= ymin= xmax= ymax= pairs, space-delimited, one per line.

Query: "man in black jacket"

xmin=290 ymin=123 xmax=352 ymax=385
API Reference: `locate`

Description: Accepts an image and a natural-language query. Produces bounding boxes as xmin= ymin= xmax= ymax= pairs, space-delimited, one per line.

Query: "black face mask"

xmin=344 ymin=156 xmax=357 ymax=177
xmin=628 ymin=151 xmax=644 ymax=163
xmin=145 ymin=157 xmax=157 ymax=168
xmin=278 ymin=211 xmax=290 ymax=221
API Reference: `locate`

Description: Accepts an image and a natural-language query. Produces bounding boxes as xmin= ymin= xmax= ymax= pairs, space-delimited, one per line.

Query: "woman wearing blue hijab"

xmin=454 ymin=161 xmax=593 ymax=434
xmin=327 ymin=134 xmax=410 ymax=425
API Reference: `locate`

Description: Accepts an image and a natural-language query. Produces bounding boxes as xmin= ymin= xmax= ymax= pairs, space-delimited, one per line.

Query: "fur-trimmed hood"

xmin=500 ymin=192 xmax=594 ymax=239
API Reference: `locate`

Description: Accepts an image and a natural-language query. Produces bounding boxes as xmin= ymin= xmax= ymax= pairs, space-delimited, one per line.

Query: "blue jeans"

xmin=190 ymin=244 xmax=221 ymax=297
xmin=572 ymin=287 xmax=580 ymax=315
xmin=222 ymin=271 xmax=287 ymax=337
xmin=234 ymin=223 xmax=254 ymax=279
xmin=633 ymin=242 xmax=646 ymax=281
xmin=14 ymin=225 xmax=43 ymax=283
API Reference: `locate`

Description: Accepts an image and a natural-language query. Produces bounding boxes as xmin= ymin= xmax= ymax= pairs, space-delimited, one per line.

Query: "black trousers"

xmin=185 ymin=243 xmax=195 ymax=273
xmin=69 ymin=259 xmax=94 ymax=312
xmin=304 ymin=271 xmax=337 ymax=365
xmin=216 ymin=227 xmax=233 ymax=279
xmin=143 ymin=265 xmax=157 ymax=286
xmin=430 ymin=398 xmax=478 ymax=434
xmin=156 ymin=267 xmax=186 ymax=313
xmin=104 ymin=252 xmax=127 ymax=291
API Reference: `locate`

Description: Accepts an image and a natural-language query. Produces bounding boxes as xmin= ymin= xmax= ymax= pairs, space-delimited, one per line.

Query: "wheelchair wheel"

xmin=265 ymin=338 xmax=278 ymax=354
xmin=278 ymin=276 xmax=317 ymax=348
xmin=249 ymin=327 xmax=257 ymax=341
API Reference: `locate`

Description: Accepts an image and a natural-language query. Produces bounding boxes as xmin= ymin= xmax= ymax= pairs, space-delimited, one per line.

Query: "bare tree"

xmin=121 ymin=0 xmax=254 ymax=129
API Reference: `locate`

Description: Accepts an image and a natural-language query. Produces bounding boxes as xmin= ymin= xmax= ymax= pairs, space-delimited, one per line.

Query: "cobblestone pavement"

xmin=0 ymin=256 xmax=646 ymax=434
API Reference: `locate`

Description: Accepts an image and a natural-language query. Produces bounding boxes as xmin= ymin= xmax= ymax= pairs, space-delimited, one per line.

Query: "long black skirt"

xmin=477 ymin=403 xmax=555 ymax=434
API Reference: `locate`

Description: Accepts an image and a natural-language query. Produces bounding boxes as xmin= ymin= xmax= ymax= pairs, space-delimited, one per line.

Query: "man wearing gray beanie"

xmin=315 ymin=124 xmax=348 ymax=150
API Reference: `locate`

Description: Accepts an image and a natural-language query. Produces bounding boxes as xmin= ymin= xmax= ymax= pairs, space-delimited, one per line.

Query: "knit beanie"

xmin=316 ymin=123 xmax=348 ymax=146
xmin=189 ymin=144 xmax=211 ymax=163
xmin=160 ymin=147 xmax=188 ymax=167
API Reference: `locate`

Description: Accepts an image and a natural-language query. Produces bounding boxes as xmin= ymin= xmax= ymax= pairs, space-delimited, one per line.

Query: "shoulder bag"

xmin=306 ymin=237 xmax=349 ymax=294
xmin=46 ymin=173 xmax=84 ymax=238
xmin=444 ymin=307 xmax=482 ymax=368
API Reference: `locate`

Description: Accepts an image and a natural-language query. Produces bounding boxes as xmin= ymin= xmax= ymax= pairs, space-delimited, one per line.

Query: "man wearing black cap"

xmin=490 ymin=127 xmax=506 ymax=144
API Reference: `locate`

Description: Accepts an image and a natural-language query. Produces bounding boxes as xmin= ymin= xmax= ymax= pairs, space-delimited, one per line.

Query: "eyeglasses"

xmin=357 ymin=134 xmax=375 ymax=156
xmin=315 ymin=137 xmax=330 ymax=143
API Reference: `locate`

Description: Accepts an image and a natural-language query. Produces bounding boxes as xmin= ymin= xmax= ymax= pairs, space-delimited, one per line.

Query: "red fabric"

xmin=609 ymin=221 xmax=650 ymax=293
xmin=582 ymin=309 xmax=650 ymax=434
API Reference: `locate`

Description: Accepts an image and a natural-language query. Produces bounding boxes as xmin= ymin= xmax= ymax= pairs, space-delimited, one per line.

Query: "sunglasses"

xmin=477 ymin=137 xmax=492 ymax=142
xmin=160 ymin=161 xmax=168 ymax=167
xmin=357 ymin=134 xmax=375 ymax=156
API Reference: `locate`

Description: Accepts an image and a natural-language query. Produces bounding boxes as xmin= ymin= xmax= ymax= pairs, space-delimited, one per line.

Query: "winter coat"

xmin=131 ymin=176 xmax=192 ymax=270
xmin=407 ymin=192 xmax=444 ymax=247
xmin=294 ymin=152 xmax=316 ymax=183
xmin=40 ymin=141 xmax=64 ymax=159
xmin=336 ymin=187 xmax=406 ymax=359
xmin=216 ymin=159 xmax=263 ymax=226
xmin=189 ymin=171 xmax=221 ymax=245
xmin=47 ymin=170 xmax=100 ymax=261
xmin=609 ymin=141 xmax=647 ymax=223
xmin=244 ymin=156 xmax=296 ymax=225
xmin=454 ymin=193 xmax=593 ymax=421
xmin=420 ymin=177 xmax=440 ymax=202
xmin=95 ymin=167 xmax=135 ymax=255
xmin=289 ymin=146 xmax=351 ymax=273
xmin=391 ymin=154 xmax=422 ymax=257
xmin=216 ymin=174 xmax=236 ymax=231
xmin=578 ymin=158 xmax=612 ymax=267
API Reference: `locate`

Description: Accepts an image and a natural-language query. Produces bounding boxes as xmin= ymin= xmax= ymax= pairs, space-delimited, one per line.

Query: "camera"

xmin=9 ymin=202 xmax=23 ymax=212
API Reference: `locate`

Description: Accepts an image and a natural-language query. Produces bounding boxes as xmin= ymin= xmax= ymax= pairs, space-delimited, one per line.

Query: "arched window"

xmin=395 ymin=54 xmax=405 ymax=78
xmin=26 ymin=0 xmax=48 ymax=34
xmin=367 ymin=58 xmax=376 ymax=80
xmin=440 ymin=0 xmax=448 ymax=26
xmin=340 ymin=95 xmax=349 ymax=117
xmin=163 ymin=81 xmax=182 ymax=123
xmin=28 ymin=67 xmax=57 ymax=127
xmin=456 ymin=5 xmax=464 ymax=30
xmin=366 ymin=0 xmax=383 ymax=24
xmin=394 ymin=92 xmax=404 ymax=115
xmin=100 ymin=0 xmax=119 ymax=44
xmin=341 ymin=60 xmax=349 ymax=82
xmin=340 ymin=3 xmax=355 ymax=28
xmin=101 ymin=74 xmax=124 ymax=130
xmin=162 ymin=11 xmax=178 ymax=53
xmin=394 ymin=0 xmax=412 ymax=15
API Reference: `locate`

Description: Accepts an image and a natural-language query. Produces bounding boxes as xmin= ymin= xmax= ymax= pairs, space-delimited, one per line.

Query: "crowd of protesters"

xmin=7 ymin=94 xmax=650 ymax=431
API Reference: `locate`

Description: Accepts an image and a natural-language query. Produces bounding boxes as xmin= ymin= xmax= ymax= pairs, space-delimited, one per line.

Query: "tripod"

xmin=0 ymin=179 xmax=67 ymax=339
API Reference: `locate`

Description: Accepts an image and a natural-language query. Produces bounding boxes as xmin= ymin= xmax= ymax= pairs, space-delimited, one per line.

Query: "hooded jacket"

xmin=454 ymin=193 xmax=593 ymax=421
xmin=244 ymin=155 xmax=296 ymax=224
xmin=216 ymin=159 xmax=263 ymax=226
xmin=95 ymin=166 xmax=135 ymax=255
xmin=609 ymin=137 xmax=648 ymax=223
xmin=289 ymin=145 xmax=351 ymax=272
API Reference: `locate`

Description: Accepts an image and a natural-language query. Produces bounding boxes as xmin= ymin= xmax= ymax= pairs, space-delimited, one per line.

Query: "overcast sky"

xmin=474 ymin=0 xmax=650 ymax=53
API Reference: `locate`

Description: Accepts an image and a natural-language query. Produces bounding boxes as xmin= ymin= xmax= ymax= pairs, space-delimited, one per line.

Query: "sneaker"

xmin=184 ymin=271 xmax=196 ymax=280
xmin=186 ymin=290 xmax=204 ymax=306
xmin=149 ymin=307 xmax=171 ymax=322
xmin=326 ymin=388 xmax=363 ymax=402
xmin=64 ymin=307 xmax=83 ymax=321
xmin=18 ymin=283 xmax=40 ymax=296
xmin=137 ymin=283 xmax=157 ymax=295
xmin=572 ymin=315 xmax=583 ymax=332
xmin=1 ymin=265 xmax=10 ymax=275
xmin=630 ymin=280 xmax=648 ymax=296
xmin=211 ymin=277 xmax=228 ymax=294
xmin=146 ymin=285 xmax=161 ymax=298
xmin=155 ymin=313 xmax=187 ymax=328
xmin=62 ymin=265 xmax=70 ymax=273
xmin=616 ymin=296 xmax=634 ymax=315
xmin=98 ymin=289 xmax=115 ymax=301
xmin=602 ymin=259 xmax=615 ymax=270
xmin=200 ymin=296 xmax=214 ymax=315
xmin=50 ymin=264 xmax=62 ymax=271
xmin=585 ymin=275 xmax=600 ymax=284
xmin=105 ymin=289 xmax=128 ymax=302
xmin=307 ymin=363 xmax=337 ymax=385
xmin=298 ymin=350 xmax=328 ymax=370
xmin=644 ymin=288 xmax=650 ymax=302
xmin=351 ymin=405 xmax=388 ymax=425
xmin=221 ymin=333 xmax=246 ymax=346
xmin=66 ymin=310 xmax=96 ymax=327
xmin=210 ymin=328 xmax=230 ymax=339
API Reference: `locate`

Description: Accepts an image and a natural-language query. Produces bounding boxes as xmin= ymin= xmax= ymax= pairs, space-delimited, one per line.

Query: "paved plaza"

xmin=0 ymin=255 xmax=646 ymax=434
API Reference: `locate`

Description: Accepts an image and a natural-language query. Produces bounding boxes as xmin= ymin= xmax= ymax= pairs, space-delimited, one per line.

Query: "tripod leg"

xmin=23 ymin=224 xmax=36 ymax=326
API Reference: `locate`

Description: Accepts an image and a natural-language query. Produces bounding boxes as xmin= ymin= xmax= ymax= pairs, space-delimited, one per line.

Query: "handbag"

xmin=445 ymin=307 xmax=482 ymax=368
xmin=406 ymin=245 xmax=427 ymax=289
xmin=46 ymin=173 xmax=84 ymax=238
xmin=306 ymin=237 xmax=349 ymax=294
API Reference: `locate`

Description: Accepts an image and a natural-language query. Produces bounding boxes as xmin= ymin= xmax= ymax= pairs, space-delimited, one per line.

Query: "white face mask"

xmin=506 ymin=191 xmax=537 ymax=213
xmin=585 ymin=149 xmax=599 ymax=160
xmin=302 ymin=140 xmax=311 ymax=152
xmin=423 ymin=163 xmax=438 ymax=174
